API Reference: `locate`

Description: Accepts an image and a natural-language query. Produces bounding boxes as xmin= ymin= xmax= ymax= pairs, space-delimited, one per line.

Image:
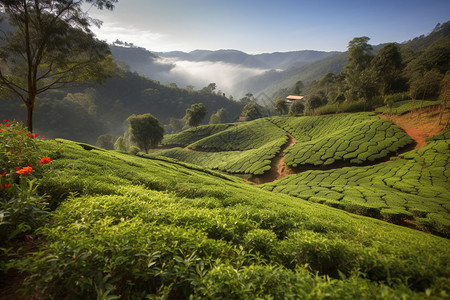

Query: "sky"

xmin=85 ymin=0 xmax=450 ymax=54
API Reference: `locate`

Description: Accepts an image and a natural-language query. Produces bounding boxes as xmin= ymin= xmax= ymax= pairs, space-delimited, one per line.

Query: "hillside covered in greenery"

xmin=153 ymin=113 xmax=449 ymax=237
xmin=1 ymin=123 xmax=449 ymax=298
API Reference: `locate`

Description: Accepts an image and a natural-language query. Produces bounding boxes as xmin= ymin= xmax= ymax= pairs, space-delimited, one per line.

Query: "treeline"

xmin=1 ymin=71 xmax=242 ymax=144
xmin=275 ymin=22 xmax=450 ymax=115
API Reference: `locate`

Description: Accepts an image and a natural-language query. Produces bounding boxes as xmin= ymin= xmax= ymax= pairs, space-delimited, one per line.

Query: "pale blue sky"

xmin=87 ymin=0 xmax=450 ymax=53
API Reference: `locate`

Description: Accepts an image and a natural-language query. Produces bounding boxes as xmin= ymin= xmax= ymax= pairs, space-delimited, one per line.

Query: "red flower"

xmin=39 ymin=157 xmax=51 ymax=164
xmin=3 ymin=119 xmax=7 ymax=122
xmin=0 ymin=172 xmax=5 ymax=177
xmin=4 ymin=184 xmax=10 ymax=188
xmin=16 ymin=166 xmax=33 ymax=175
xmin=4 ymin=124 xmax=9 ymax=127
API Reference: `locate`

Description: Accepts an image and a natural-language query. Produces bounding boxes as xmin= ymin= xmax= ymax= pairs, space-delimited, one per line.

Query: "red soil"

xmin=380 ymin=107 xmax=449 ymax=149
xmin=246 ymin=132 xmax=296 ymax=184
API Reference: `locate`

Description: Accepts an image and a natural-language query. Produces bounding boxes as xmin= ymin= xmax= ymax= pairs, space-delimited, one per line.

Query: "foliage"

xmin=275 ymin=99 xmax=289 ymax=115
xmin=155 ymin=119 xmax=287 ymax=175
xmin=313 ymin=100 xmax=371 ymax=115
xmin=271 ymin=113 xmax=412 ymax=167
xmin=240 ymin=102 xmax=264 ymax=121
xmin=0 ymin=120 xmax=62 ymax=244
xmin=113 ymin=136 xmax=127 ymax=152
xmin=162 ymin=124 xmax=234 ymax=147
xmin=288 ymin=100 xmax=304 ymax=115
xmin=209 ymin=108 xmax=229 ymax=124
xmin=0 ymin=0 xmax=118 ymax=132
xmin=1 ymin=71 xmax=242 ymax=145
xmin=375 ymin=99 xmax=443 ymax=115
xmin=185 ymin=103 xmax=207 ymax=127
xmin=262 ymin=131 xmax=450 ymax=237
xmin=96 ymin=134 xmax=115 ymax=150
xmin=5 ymin=137 xmax=450 ymax=298
xmin=126 ymin=113 xmax=164 ymax=154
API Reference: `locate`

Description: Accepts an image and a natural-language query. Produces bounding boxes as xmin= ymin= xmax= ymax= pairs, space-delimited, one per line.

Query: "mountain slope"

xmin=7 ymin=137 xmax=450 ymax=298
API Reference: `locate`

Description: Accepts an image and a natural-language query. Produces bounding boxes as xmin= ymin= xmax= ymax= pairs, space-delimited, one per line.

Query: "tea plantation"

xmin=270 ymin=113 xmax=413 ymax=167
xmin=262 ymin=129 xmax=450 ymax=237
xmin=7 ymin=138 xmax=450 ymax=299
xmin=154 ymin=118 xmax=288 ymax=175
xmin=374 ymin=100 xmax=443 ymax=115
xmin=162 ymin=123 xmax=234 ymax=147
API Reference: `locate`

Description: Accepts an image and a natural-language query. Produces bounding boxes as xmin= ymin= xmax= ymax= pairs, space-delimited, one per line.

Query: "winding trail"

xmin=246 ymin=132 xmax=296 ymax=185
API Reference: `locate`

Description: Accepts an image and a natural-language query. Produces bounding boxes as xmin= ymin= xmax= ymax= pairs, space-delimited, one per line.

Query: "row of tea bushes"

xmin=374 ymin=100 xmax=442 ymax=115
xmin=270 ymin=113 xmax=413 ymax=167
xmin=162 ymin=123 xmax=234 ymax=147
xmin=154 ymin=119 xmax=288 ymax=175
xmin=152 ymin=137 xmax=285 ymax=176
xmin=262 ymin=132 xmax=450 ymax=237
xmin=12 ymin=139 xmax=450 ymax=298
xmin=187 ymin=119 xmax=287 ymax=151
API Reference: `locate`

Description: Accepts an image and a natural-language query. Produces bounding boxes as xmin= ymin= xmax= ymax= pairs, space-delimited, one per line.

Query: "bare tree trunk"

xmin=26 ymin=95 xmax=35 ymax=133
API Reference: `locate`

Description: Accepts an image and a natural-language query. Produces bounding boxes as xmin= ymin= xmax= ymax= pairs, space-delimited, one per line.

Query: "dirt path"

xmin=380 ymin=107 xmax=449 ymax=149
xmin=246 ymin=132 xmax=296 ymax=184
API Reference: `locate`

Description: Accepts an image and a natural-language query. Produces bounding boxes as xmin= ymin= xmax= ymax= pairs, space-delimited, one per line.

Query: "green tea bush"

xmin=162 ymin=123 xmax=233 ymax=147
xmin=275 ymin=113 xmax=412 ymax=168
xmin=262 ymin=135 xmax=450 ymax=237
xmin=5 ymin=136 xmax=450 ymax=299
xmin=375 ymin=99 xmax=442 ymax=115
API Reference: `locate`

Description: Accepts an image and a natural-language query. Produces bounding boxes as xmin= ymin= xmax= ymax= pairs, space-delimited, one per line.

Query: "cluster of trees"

xmin=315 ymin=24 xmax=447 ymax=108
xmin=273 ymin=22 xmax=449 ymax=116
xmin=97 ymin=102 xmax=212 ymax=153
xmin=0 ymin=0 xmax=244 ymax=144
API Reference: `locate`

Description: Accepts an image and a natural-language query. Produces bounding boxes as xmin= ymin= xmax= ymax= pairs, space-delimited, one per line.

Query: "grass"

xmin=4 ymin=138 xmax=449 ymax=299
xmin=375 ymin=100 xmax=442 ymax=115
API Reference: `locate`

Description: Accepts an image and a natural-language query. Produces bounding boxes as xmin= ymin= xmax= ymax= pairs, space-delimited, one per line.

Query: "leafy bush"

xmin=0 ymin=120 xmax=61 ymax=243
xmin=6 ymin=138 xmax=449 ymax=298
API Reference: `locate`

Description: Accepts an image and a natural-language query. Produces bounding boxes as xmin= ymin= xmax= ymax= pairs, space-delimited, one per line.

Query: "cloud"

xmin=91 ymin=22 xmax=165 ymax=49
xmin=154 ymin=58 xmax=268 ymax=96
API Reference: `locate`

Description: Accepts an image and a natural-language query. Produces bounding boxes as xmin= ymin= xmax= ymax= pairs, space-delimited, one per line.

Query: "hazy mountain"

xmin=111 ymin=46 xmax=341 ymax=97
xmin=155 ymin=49 xmax=339 ymax=70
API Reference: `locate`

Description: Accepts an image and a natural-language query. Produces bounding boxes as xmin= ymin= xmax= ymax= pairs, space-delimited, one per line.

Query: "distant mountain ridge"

xmin=155 ymin=49 xmax=340 ymax=70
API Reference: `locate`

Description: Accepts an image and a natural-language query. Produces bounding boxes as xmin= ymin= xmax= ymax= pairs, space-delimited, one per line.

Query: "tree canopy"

xmin=0 ymin=0 xmax=118 ymax=132
xmin=185 ymin=103 xmax=207 ymax=127
xmin=127 ymin=113 xmax=163 ymax=154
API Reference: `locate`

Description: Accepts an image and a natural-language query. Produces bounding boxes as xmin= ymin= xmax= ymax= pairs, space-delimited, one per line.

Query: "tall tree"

xmin=127 ymin=113 xmax=163 ymax=154
xmin=0 ymin=0 xmax=118 ymax=132
xmin=240 ymin=102 xmax=263 ymax=121
xmin=275 ymin=99 xmax=289 ymax=115
xmin=185 ymin=103 xmax=207 ymax=127
xmin=288 ymin=100 xmax=304 ymax=115
xmin=370 ymin=43 xmax=403 ymax=96
xmin=344 ymin=37 xmax=374 ymax=103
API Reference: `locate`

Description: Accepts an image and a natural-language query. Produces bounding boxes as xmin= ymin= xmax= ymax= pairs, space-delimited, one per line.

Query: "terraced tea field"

xmin=8 ymin=137 xmax=449 ymax=298
xmin=262 ymin=130 xmax=450 ymax=237
xmin=154 ymin=119 xmax=288 ymax=175
xmin=154 ymin=113 xmax=449 ymax=237
xmin=270 ymin=113 xmax=413 ymax=167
